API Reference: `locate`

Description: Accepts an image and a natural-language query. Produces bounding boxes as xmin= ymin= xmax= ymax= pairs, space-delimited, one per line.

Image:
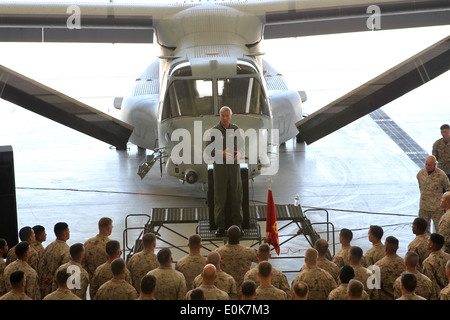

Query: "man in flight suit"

xmin=206 ymin=106 xmax=244 ymax=237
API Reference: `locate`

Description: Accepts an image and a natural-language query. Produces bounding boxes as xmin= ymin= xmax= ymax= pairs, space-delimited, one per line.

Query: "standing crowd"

xmin=0 ymin=124 xmax=449 ymax=300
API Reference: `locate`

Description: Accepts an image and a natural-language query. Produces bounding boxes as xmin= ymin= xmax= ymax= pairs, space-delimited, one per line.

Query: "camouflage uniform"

xmin=175 ymin=253 xmax=207 ymax=290
xmin=39 ymin=239 xmax=70 ymax=296
xmin=374 ymin=254 xmax=405 ymax=300
xmin=363 ymin=243 xmax=385 ymax=268
xmin=351 ymin=264 xmax=378 ymax=300
xmin=244 ymin=264 xmax=291 ymax=299
xmin=82 ymin=234 xmax=109 ymax=279
xmin=6 ymin=245 xmax=40 ymax=272
xmin=0 ymin=290 xmax=32 ymax=300
xmin=422 ymin=249 xmax=450 ymax=300
xmin=94 ymin=279 xmax=138 ymax=300
xmin=301 ymin=257 xmax=340 ymax=283
xmin=147 ymin=266 xmax=187 ymax=300
xmin=186 ymin=284 xmax=230 ymax=300
xmin=215 ymin=244 xmax=258 ymax=289
xmin=255 ymin=284 xmax=287 ymax=300
xmin=126 ymin=249 xmax=159 ymax=292
xmin=291 ymin=266 xmax=337 ymax=300
xmin=438 ymin=210 xmax=450 ymax=253
xmin=2 ymin=260 xmax=40 ymax=300
xmin=32 ymin=241 xmax=45 ymax=260
xmin=43 ymin=288 xmax=82 ymax=300
xmin=396 ymin=293 xmax=426 ymax=300
xmin=393 ymin=270 xmax=432 ymax=300
xmin=432 ymin=138 xmax=450 ymax=171
xmin=193 ymin=269 xmax=238 ymax=299
xmin=53 ymin=261 xmax=90 ymax=299
xmin=89 ymin=260 xmax=132 ymax=299
xmin=417 ymin=167 xmax=450 ymax=232
xmin=439 ymin=284 xmax=450 ymax=300
xmin=327 ymin=283 xmax=370 ymax=300
xmin=332 ymin=246 xmax=350 ymax=268
xmin=408 ymin=233 xmax=431 ymax=271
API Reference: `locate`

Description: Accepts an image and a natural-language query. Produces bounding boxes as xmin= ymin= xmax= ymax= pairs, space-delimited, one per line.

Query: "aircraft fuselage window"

xmin=218 ymin=78 xmax=269 ymax=116
xmin=162 ymin=76 xmax=269 ymax=120
xmin=162 ymin=79 xmax=214 ymax=119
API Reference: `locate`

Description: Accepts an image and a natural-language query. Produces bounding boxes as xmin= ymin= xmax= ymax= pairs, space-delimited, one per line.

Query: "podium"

xmin=207 ymin=164 xmax=250 ymax=230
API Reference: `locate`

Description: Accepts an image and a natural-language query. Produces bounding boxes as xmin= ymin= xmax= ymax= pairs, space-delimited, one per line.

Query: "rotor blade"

xmin=296 ymin=35 xmax=450 ymax=145
xmin=0 ymin=64 xmax=133 ymax=150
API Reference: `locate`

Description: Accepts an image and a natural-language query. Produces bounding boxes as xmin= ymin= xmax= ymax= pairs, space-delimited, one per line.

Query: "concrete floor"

xmin=1 ymin=26 xmax=449 ymax=285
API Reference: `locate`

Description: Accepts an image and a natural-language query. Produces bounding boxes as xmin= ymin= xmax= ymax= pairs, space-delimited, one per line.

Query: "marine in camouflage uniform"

xmin=39 ymin=223 xmax=71 ymax=297
xmin=373 ymin=236 xmax=405 ymax=300
xmin=333 ymin=229 xmax=353 ymax=268
xmin=291 ymin=248 xmax=337 ymax=300
xmin=187 ymin=265 xmax=230 ymax=301
xmin=291 ymin=266 xmax=337 ymax=300
xmin=94 ymin=278 xmax=138 ymax=300
xmin=432 ymin=124 xmax=450 ymax=171
xmin=422 ymin=233 xmax=450 ymax=300
xmin=2 ymin=243 xmax=41 ymax=300
xmin=244 ymin=265 xmax=291 ymax=299
xmin=417 ymin=156 xmax=450 ymax=232
xmin=147 ymin=247 xmax=187 ymax=300
xmin=396 ymin=292 xmax=426 ymax=300
xmin=393 ymin=270 xmax=432 ymax=300
xmin=255 ymin=284 xmax=287 ymax=300
xmin=254 ymin=261 xmax=287 ymax=300
xmin=82 ymin=217 xmax=113 ymax=279
xmin=439 ymin=214 xmax=450 ymax=254
xmin=175 ymin=234 xmax=206 ymax=290
xmin=53 ymin=260 xmax=89 ymax=300
xmin=126 ymin=233 xmax=159 ymax=292
xmin=363 ymin=243 xmax=385 ymax=268
xmin=94 ymin=258 xmax=138 ymax=300
xmin=315 ymin=257 xmax=340 ymax=283
xmin=408 ymin=218 xmax=431 ymax=271
xmin=327 ymin=283 xmax=370 ymax=300
xmin=89 ymin=259 xmax=132 ymax=299
xmin=192 ymin=268 xmax=238 ymax=299
xmin=243 ymin=243 xmax=291 ymax=298
xmin=43 ymin=288 xmax=82 ymax=300
xmin=348 ymin=246 xmax=379 ymax=300
xmin=0 ymin=290 xmax=32 ymax=300
xmin=147 ymin=266 xmax=187 ymax=300
xmin=215 ymin=226 xmax=258 ymax=289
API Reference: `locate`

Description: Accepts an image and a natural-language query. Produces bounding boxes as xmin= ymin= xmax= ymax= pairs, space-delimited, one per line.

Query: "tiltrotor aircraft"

xmin=0 ymin=0 xmax=449 ymax=184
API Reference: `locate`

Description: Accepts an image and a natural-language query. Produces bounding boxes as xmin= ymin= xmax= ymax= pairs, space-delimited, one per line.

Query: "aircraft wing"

xmin=296 ymin=35 xmax=450 ymax=144
xmin=0 ymin=64 xmax=133 ymax=149
xmin=0 ymin=1 xmax=449 ymax=43
xmin=255 ymin=0 xmax=450 ymax=38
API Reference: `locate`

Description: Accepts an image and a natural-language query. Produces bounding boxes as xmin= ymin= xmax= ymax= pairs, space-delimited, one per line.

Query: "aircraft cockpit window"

xmin=162 ymin=79 xmax=213 ymax=120
xmin=218 ymin=78 xmax=269 ymax=116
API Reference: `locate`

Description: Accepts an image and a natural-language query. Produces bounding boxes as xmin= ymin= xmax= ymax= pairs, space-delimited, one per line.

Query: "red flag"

xmin=265 ymin=188 xmax=280 ymax=255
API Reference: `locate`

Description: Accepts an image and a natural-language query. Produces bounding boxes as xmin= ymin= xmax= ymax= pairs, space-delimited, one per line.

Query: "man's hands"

xmin=222 ymin=148 xmax=241 ymax=162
